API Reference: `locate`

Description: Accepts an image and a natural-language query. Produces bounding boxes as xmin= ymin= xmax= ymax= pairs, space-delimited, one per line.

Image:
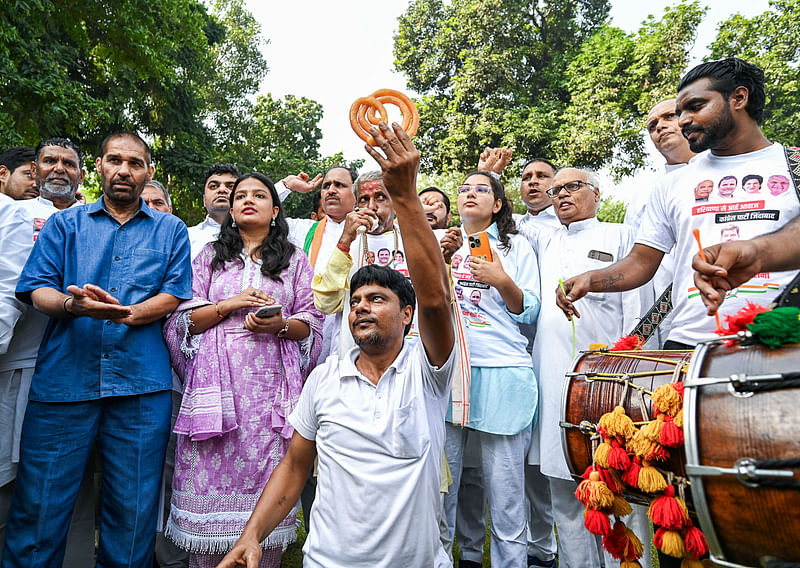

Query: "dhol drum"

xmin=684 ymin=338 xmax=800 ymax=568
xmin=560 ymin=349 xmax=693 ymax=506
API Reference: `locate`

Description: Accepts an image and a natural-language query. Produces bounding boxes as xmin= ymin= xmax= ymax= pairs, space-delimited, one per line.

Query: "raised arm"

xmin=365 ymin=122 xmax=454 ymax=366
xmin=693 ymin=215 xmax=800 ymax=314
xmin=217 ymin=432 xmax=317 ymax=568
xmin=555 ymin=243 xmax=664 ymax=320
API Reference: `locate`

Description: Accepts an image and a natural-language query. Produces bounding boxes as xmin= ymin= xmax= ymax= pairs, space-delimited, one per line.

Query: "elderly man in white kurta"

xmin=528 ymin=168 xmax=650 ymax=568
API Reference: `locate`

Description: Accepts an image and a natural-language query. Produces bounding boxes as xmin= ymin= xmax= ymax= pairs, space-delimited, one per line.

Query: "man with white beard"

xmin=16 ymin=138 xmax=85 ymax=238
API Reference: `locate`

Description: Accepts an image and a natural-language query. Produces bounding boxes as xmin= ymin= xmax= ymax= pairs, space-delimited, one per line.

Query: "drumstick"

xmin=559 ymin=278 xmax=576 ymax=359
xmin=692 ymin=229 xmax=722 ymax=332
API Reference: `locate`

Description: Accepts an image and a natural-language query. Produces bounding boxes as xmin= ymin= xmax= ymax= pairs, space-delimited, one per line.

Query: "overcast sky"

xmin=243 ymin=0 xmax=770 ymax=200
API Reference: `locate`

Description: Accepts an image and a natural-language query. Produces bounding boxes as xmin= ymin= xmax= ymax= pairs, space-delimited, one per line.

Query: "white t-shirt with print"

xmin=635 ymin=143 xmax=800 ymax=346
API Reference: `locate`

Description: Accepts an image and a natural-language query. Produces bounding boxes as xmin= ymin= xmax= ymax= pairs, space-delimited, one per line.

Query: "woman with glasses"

xmin=162 ymin=173 xmax=324 ymax=568
xmin=444 ymin=171 xmax=541 ymax=568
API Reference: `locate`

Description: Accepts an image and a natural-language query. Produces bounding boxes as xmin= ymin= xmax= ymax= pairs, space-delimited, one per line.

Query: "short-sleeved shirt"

xmin=16 ymin=197 xmax=192 ymax=402
xmin=289 ymin=341 xmax=455 ymax=568
xmin=635 ymin=143 xmax=800 ymax=346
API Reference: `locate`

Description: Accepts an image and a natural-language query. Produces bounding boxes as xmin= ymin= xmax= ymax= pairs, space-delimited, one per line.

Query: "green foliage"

xmin=0 ymin=0 xmax=354 ymax=223
xmin=558 ymin=2 xmax=705 ymax=178
xmin=596 ymin=196 xmax=627 ymax=224
xmin=709 ymin=0 xmax=800 ymax=147
xmin=394 ymin=0 xmax=704 ymax=179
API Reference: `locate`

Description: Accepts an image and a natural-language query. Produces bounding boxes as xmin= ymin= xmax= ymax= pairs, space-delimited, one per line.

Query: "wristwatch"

xmin=276 ymin=319 xmax=290 ymax=338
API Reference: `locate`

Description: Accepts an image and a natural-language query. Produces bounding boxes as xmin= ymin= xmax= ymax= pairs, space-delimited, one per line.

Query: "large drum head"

xmin=684 ymin=340 xmax=800 ymax=567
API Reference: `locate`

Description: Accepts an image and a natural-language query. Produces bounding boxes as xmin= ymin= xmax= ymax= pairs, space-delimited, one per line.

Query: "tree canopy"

xmin=394 ymin=0 xmax=705 ymax=178
xmin=709 ymin=0 xmax=800 ymax=148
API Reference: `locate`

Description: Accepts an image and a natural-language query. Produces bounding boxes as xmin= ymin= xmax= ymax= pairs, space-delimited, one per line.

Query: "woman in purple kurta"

xmin=163 ymin=173 xmax=323 ymax=568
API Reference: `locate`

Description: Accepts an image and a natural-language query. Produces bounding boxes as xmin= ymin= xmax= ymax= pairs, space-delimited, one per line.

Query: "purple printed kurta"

xmin=163 ymin=244 xmax=322 ymax=555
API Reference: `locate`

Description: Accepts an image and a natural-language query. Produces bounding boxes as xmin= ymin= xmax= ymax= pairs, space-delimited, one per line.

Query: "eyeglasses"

xmin=545 ymin=180 xmax=596 ymax=198
xmin=457 ymin=184 xmax=492 ymax=195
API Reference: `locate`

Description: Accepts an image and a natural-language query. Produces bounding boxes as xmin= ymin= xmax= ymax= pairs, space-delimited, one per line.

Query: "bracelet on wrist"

xmin=63 ymin=295 xmax=76 ymax=317
xmin=336 ymin=242 xmax=351 ymax=254
xmin=215 ymin=303 xmax=226 ymax=319
xmin=276 ymin=318 xmax=290 ymax=338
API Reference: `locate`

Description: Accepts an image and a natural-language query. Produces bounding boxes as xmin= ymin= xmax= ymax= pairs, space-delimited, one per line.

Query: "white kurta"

xmin=187 ymin=215 xmax=221 ymax=260
xmin=623 ymin=163 xmax=686 ymax=348
xmin=529 ymin=217 xmax=644 ymax=480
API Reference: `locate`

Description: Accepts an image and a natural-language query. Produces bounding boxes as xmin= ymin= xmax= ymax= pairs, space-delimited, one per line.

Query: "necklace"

xmin=359 ymin=226 xmax=400 ymax=269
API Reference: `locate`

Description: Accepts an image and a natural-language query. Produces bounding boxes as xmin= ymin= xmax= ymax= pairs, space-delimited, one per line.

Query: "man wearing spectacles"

xmin=557 ymin=57 xmax=799 ymax=352
xmin=528 ymin=167 xmax=648 ymax=568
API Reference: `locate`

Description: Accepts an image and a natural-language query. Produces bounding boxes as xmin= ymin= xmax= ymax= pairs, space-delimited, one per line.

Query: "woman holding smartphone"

xmin=445 ymin=172 xmax=541 ymax=568
xmin=163 ymin=173 xmax=323 ymax=568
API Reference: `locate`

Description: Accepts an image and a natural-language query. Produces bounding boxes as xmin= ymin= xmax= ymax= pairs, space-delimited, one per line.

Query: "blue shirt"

xmin=16 ymin=197 xmax=192 ymax=402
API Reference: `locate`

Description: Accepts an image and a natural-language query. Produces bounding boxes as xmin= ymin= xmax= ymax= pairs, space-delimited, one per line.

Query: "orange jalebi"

xmin=349 ymin=89 xmax=419 ymax=146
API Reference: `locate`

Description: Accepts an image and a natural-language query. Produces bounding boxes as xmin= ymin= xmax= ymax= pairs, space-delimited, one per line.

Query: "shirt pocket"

xmin=127 ymin=249 xmax=169 ymax=295
xmin=391 ymin=397 xmax=429 ymax=458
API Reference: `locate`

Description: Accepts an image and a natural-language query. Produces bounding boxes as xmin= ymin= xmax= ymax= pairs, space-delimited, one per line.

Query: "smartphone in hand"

xmin=254 ymin=305 xmax=282 ymax=318
xmin=468 ymin=232 xmax=493 ymax=262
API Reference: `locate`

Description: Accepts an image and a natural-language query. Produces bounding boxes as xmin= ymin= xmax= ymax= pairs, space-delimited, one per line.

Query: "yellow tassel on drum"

xmin=621 ymin=561 xmax=642 ymax=568
xmin=611 ymin=494 xmax=632 ymax=517
xmin=599 ymin=406 xmax=637 ymax=441
xmin=594 ymin=441 xmax=611 ymax=469
xmin=658 ymin=529 xmax=687 ymax=558
xmin=652 ymin=384 xmax=682 ymax=416
xmin=674 ymin=407 xmax=684 ymax=429
xmin=638 ymin=461 xmax=667 ymax=493
xmin=639 ymin=415 xmax=665 ymax=442
xmin=576 ymin=470 xmax=615 ymax=510
xmin=622 ymin=523 xmax=644 ymax=558
xmin=681 ymin=556 xmax=704 ymax=568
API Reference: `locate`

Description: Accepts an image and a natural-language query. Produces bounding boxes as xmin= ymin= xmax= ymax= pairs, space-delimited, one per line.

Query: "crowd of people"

xmin=0 ymin=56 xmax=797 ymax=568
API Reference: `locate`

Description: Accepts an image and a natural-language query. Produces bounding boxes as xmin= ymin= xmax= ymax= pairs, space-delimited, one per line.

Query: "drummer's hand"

xmin=692 ymin=241 xmax=762 ymax=315
xmin=556 ymin=274 xmax=591 ymax=320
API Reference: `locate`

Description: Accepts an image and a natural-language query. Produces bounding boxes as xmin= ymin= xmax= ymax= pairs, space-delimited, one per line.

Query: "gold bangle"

xmin=215 ymin=303 xmax=225 ymax=319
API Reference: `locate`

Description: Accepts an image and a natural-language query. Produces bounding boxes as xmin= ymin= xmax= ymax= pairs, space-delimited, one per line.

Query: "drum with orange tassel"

xmin=684 ymin=337 xmax=800 ymax=567
xmin=561 ymin=349 xmax=693 ymax=507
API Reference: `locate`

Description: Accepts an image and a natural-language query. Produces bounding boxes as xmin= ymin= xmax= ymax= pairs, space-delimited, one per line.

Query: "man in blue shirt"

xmin=2 ymin=132 xmax=192 ymax=568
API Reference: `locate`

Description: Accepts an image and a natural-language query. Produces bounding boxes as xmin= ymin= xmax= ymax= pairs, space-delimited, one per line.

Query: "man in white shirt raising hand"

xmin=218 ymin=121 xmax=455 ymax=568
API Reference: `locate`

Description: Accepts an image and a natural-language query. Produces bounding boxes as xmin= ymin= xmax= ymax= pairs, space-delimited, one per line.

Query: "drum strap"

xmin=629 ymin=283 xmax=672 ymax=344
xmin=773 ymin=146 xmax=800 ymax=309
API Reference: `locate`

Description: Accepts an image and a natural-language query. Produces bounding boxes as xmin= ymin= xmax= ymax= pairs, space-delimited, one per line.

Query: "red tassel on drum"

xmin=602 ymin=520 xmax=628 ymax=559
xmin=659 ymin=415 xmax=684 ymax=448
xmin=584 ymin=508 xmax=612 ymax=536
xmin=608 ymin=439 xmax=631 ymax=470
xmin=610 ymin=334 xmax=644 ymax=351
xmin=623 ymin=456 xmax=642 ymax=487
xmin=646 ymin=441 xmax=671 ymax=462
xmin=648 ymin=485 xmax=689 ymax=530
xmin=684 ymin=521 xmax=709 ymax=558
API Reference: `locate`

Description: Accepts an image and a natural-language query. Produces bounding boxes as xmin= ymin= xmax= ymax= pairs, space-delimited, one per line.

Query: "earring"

xmin=231 ymin=218 xmax=237 ymax=228
xmin=270 ymin=218 xmax=276 ymax=227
